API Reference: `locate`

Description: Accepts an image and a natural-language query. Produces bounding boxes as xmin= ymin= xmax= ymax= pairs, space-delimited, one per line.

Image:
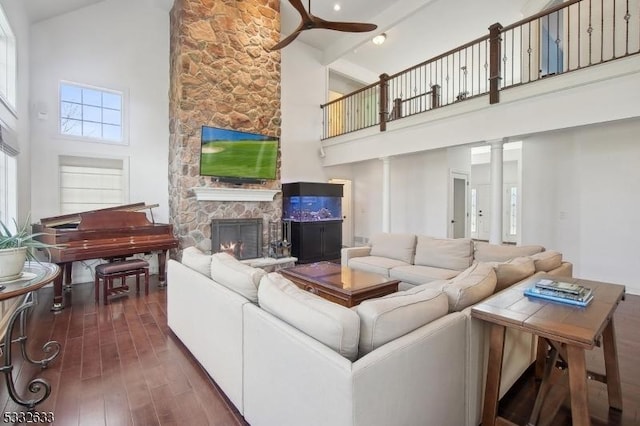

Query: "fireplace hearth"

xmin=211 ymin=219 xmax=263 ymax=260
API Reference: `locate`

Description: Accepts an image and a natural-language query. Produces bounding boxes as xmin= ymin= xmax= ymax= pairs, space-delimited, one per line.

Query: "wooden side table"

xmin=0 ymin=261 xmax=61 ymax=410
xmin=471 ymin=275 xmax=625 ymax=426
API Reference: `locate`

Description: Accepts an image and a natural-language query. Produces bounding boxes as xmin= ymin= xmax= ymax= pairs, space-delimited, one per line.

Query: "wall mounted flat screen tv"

xmin=199 ymin=126 xmax=278 ymax=180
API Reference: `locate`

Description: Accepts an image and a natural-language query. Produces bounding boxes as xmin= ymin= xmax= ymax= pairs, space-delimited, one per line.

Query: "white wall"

xmin=280 ymin=42 xmax=329 ymax=183
xmin=28 ymin=1 xmax=169 ymax=280
xmin=0 ymin=0 xmax=31 ymax=219
xmin=521 ymin=118 xmax=640 ymax=294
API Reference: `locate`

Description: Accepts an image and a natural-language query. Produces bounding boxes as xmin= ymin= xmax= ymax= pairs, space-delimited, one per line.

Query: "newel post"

xmin=488 ymin=23 xmax=503 ymax=104
xmin=430 ymin=84 xmax=440 ymax=109
xmin=379 ymin=73 xmax=389 ymax=132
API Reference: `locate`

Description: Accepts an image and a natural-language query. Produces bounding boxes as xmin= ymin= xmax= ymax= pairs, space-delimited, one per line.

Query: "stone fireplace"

xmin=211 ymin=218 xmax=263 ymax=260
xmin=168 ymin=0 xmax=281 ymax=256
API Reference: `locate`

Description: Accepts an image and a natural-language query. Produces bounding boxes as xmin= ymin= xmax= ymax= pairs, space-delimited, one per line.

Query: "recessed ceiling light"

xmin=333 ymin=4 xmax=341 ymax=12
xmin=372 ymin=33 xmax=387 ymax=45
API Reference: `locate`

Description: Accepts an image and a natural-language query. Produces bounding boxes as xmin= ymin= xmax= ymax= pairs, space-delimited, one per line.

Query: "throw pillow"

xmin=369 ymin=233 xmax=417 ymax=264
xmin=258 ymin=273 xmax=360 ymax=361
xmin=356 ymin=286 xmax=448 ymax=356
xmin=210 ymin=252 xmax=265 ymax=303
xmin=474 ymin=241 xmax=545 ymax=262
xmin=414 ymin=236 xmax=473 ymax=271
xmin=529 ymin=250 xmax=563 ymax=272
xmin=181 ymin=246 xmax=212 ymax=277
xmin=490 ymin=257 xmax=535 ymax=293
xmin=440 ymin=263 xmax=497 ymax=311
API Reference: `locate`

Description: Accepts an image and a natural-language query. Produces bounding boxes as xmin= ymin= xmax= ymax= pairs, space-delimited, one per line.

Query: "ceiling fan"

xmin=271 ymin=0 xmax=378 ymax=51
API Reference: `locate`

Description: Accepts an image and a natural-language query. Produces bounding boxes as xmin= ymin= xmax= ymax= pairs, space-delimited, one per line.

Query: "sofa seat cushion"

xmin=210 ymin=252 xmax=265 ymax=303
xmin=474 ymin=241 xmax=545 ymax=262
xmin=441 ymin=263 xmax=497 ymax=311
xmin=356 ymin=286 xmax=448 ymax=356
xmin=348 ymin=256 xmax=409 ymax=277
xmin=390 ymin=265 xmax=460 ymax=285
xmin=489 ymin=257 xmax=536 ymax=293
xmin=181 ymin=246 xmax=212 ymax=277
xmin=414 ymin=236 xmax=473 ymax=271
xmin=258 ymin=273 xmax=360 ymax=361
xmin=530 ymin=250 xmax=563 ymax=272
xmin=369 ymin=233 xmax=417 ymax=264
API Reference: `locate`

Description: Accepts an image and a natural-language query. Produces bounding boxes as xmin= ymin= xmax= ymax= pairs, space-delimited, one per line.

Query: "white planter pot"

xmin=0 ymin=247 xmax=27 ymax=281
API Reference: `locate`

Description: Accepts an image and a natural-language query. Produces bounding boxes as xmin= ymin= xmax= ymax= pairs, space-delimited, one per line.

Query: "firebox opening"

xmin=211 ymin=218 xmax=263 ymax=260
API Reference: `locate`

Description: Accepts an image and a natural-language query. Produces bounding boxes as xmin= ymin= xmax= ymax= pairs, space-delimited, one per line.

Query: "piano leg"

xmin=157 ymin=250 xmax=168 ymax=288
xmin=51 ymin=262 xmax=73 ymax=311
xmin=51 ymin=266 xmax=65 ymax=311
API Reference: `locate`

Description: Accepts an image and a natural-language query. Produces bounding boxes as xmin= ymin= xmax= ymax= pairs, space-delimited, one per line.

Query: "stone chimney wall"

xmin=168 ymin=0 xmax=281 ymax=255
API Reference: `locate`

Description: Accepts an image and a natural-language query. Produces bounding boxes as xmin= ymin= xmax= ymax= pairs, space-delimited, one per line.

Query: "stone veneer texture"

xmin=168 ymin=0 xmax=281 ymax=255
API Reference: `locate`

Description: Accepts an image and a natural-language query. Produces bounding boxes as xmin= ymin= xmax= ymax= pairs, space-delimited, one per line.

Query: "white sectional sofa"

xmin=168 ymin=236 xmax=572 ymax=426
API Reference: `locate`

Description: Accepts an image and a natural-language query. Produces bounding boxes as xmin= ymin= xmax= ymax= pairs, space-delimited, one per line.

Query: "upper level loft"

xmin=320 ymin=0 xmax=640 ymax=166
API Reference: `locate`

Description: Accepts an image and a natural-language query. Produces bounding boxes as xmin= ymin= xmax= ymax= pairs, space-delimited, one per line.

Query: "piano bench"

xmin=94 ymin=259 xmax=150 ymax=305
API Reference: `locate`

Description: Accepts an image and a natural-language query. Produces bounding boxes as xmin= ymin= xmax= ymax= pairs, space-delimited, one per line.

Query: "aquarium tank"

xmin=283 ymin=195 xmax=342 ymax=222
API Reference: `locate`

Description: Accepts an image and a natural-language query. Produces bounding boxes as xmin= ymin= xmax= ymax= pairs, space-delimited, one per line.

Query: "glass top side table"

xmin=0 ymin=261 xmax=61 ymax=410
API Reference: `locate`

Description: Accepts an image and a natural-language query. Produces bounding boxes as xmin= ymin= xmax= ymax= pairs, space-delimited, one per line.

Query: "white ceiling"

xmin=20 ymin=0 xmax=541 ymax=83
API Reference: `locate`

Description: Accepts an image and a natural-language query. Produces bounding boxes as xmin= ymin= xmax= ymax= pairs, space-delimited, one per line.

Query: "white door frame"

xmin=448 ymin=170 xmax=469 ymax=238
xmin=329 ymin=178 xmax=353 ymax=247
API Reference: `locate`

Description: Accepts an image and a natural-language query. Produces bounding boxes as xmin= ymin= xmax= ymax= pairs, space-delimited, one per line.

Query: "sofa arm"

xmin=352 ymin=312 xmax=467 ymax=426
xmin=545 ymin=261 xmax=573 ymax=278
xmin=341 ymin=246 xmax=371 ymax=266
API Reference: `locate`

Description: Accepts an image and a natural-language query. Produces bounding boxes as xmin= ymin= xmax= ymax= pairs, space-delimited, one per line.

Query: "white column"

xmin=489 ymin=139 xmax=505 ymax=244
xmin=381 ymin=157 xmax=391 ymax=232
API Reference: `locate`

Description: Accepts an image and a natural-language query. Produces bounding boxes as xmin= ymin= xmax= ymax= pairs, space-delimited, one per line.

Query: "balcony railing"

xmin=321 ymin=0 xmax=640 ymax=139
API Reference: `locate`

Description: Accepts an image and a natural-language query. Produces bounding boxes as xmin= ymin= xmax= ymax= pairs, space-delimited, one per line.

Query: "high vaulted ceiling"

xmin=20 ymin=0 xmax=544 ymax=83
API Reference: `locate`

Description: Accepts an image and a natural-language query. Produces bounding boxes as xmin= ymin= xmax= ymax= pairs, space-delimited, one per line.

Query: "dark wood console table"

xmin=0 ymin=262 xmax=61 ymax=410
xmin=471 ymin=274 xmax=625 ymax=426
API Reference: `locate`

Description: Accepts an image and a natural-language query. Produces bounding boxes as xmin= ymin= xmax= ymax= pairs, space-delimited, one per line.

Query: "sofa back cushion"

xmin=414 ymin=236 xmax=473 ymax=271
xmin=474 ymin=241 xmax=544 ymax=262
xmin=210 ymin=252 xmax=265 ymax=303
xmin=181 ymin=246 xmax=212 ymax=277
xmin=356 ymin=286 xmax=448 ymax=356
xmin=530 ymin=250 xmax=563 ymax=272
xmin=369 ymin=233 xmax=417 ymax=264
xmin=441 ymin=263 xmax=497 ymax=311
xmin=490 ymin=257 xmax=535 ymax=293
xmin=258 ymin=273 xmax=360 ymax=361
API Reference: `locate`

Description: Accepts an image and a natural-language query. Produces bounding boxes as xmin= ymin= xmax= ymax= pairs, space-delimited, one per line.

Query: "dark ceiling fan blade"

xmin=270 ymin=28 xmax=303 ymax=51
xmin=313 ymin=18 xmax=377 ymax=33
xmin=288 ymin=0 xmax=311 ymax=21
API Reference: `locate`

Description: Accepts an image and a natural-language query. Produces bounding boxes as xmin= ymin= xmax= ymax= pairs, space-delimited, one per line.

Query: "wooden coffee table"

xmin=472 ymin=274 xmax=625 ymax=426
xmin=279 ymin=261 xmax=399 ymax=307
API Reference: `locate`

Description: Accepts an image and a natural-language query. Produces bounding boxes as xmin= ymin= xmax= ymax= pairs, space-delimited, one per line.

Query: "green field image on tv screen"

xmin=200 ymin=139 xmax=278 ymax=179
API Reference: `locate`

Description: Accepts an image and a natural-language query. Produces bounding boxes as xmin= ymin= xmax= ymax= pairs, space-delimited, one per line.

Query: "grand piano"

xmin=33 ymin=203 xmax=179 ymax=311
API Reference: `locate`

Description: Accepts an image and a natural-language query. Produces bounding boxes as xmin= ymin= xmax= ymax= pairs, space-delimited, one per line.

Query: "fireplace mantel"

xmin=192 ymin=187 xmax=280 ymax=202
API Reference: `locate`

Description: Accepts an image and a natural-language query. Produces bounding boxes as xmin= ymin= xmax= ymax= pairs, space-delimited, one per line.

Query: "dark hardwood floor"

xmin=2 ymin=275 xmax=638 ymax=425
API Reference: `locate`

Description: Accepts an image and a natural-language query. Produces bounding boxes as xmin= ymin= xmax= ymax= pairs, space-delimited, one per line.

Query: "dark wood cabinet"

xmin=291 ymin=221 xmax=342 ymax=263
xmin=282 ymin=182 xmax=344 ymax=264
xmin=290 ymin=221 xmax=342 ymax=263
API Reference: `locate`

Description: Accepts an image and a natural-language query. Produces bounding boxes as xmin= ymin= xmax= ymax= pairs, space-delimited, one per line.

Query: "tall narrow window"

xmin=509 ymin=186 xmax=518 ymax=236
xmin=0 ymin=4 xmax=17 ymax=110
xmin=59 ymin=82 xmax=124 ymax=144
xmin=470 ymin=188 xmax=477 ymax=234
xmin=59 ymin=155 xmax=126 ymax=214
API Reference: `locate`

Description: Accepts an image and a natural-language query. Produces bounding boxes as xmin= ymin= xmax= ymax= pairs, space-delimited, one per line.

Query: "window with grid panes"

xmin=59 ymin=82 xmax=124 ymax=144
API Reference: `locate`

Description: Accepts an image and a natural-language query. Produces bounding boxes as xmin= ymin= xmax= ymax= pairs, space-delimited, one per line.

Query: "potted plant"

xmin=0 ymin=215 xmax=57 ymax=281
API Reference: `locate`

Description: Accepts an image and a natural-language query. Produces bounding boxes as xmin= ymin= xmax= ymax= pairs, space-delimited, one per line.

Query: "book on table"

xmin=526 ymin=278 xmax=593 ymax=306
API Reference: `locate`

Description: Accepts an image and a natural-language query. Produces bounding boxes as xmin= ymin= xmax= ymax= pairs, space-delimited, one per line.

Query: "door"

xmin=471 ymin=184 xmax=491 ymax=241
xmin=470 ymin=184 xmax=519 ymax=242
xmin=329 ymin=178 xmax=353 ymax=247
xmin=449 ymin=172 xmax=468 ymax=238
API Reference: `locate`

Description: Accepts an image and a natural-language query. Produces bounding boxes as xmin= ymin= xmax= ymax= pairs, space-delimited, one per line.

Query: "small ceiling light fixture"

xmin=333 ymin=3 xmax=341 ymax=11
xmin=372 ymin=33 xmax=387 ymax=45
